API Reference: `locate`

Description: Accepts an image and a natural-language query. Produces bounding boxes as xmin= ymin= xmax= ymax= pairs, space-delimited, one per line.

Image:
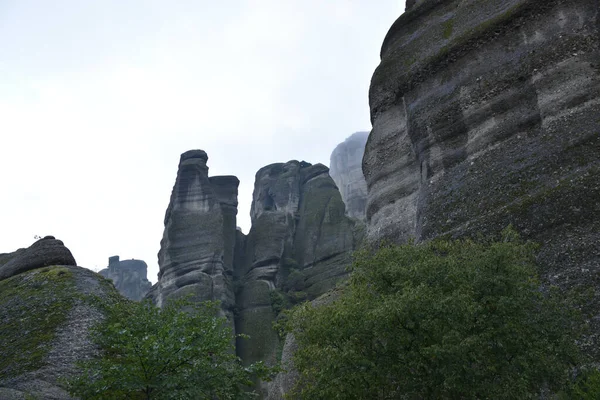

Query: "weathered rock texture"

xmin=235 ymin=161 xmax=361 ymax=396
xmin=150 ymin=151 xmax=363 ymax=398
xmin=329 ymin=131 xmax=369 ymax=220
xmin=0 ymin=239 xmax=121 ymax=399
xmin=365 ymin=0 xmax=599 ymax=353
xmin=0 ymin=236 xmax=76 ymax=281
xmin=99 ymin=255 xmax=152 ymax=301
xmin=148 ymin=150 xmax=238 ymax=327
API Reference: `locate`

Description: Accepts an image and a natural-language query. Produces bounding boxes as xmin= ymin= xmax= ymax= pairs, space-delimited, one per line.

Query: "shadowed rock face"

xmin=148 ymin=150 xmax=238 ymax=327
xmin=236 ymin=161 xmax=360 ymax=389
xmin=329 ymin=131 xmax=369 ymax=220
xmin=98 ymin=256 xmax=152 ymax=301
xmin=0 ymin=236 xmax=76 ymax=281
xmin=366 ymin=0 xmax=599 ymax=354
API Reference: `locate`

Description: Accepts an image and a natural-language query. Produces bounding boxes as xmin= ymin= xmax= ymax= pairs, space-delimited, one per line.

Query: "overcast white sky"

xmin=0 ymin=0 xmax=404 ymax=282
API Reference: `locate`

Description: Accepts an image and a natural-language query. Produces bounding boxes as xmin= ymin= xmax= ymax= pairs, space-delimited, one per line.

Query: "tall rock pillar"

xmin=150 ymin=150 xmax=238 ymax=327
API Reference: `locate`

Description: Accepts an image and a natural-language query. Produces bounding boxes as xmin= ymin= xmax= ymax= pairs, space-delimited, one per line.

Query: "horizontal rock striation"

xmin=98 ymin=256 xmax=152 ymax=301
xmin=329 ymin=131 xmax=369 ymax=220
xmin=365 ymin=0 xmax=599 ymax=353
xmin=148 ymin=150 xmax=238 ymax=327
xmin=0 ymin=236 xmax=76 ymax=281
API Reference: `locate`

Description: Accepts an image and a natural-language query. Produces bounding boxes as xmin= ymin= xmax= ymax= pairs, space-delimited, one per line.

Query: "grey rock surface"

xmin=329 ymin=131 xmax=369 ymax=220
xmin=0 ymin=236 xmax=76 ymax=281
xmin=149 ymin=150 xmax=238 ymax=328
xmin=0 ymin=260 xmax=122 ymax=399
xmin=98 ymin=255 xmax=152 ymax=301
xmin=236 ymin=160 xmax=360 ymax=397
xmin=365 ymin=0 xmax=600 ymax=355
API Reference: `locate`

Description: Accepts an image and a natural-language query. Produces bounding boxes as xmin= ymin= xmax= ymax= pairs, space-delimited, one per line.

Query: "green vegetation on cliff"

xmin=67 ymin=297 xmax=273 ymax=400
xmin=285 ymin=229 xmax=587 ymax=399
xmin=0 ymin=266 xmax=75 ymax=379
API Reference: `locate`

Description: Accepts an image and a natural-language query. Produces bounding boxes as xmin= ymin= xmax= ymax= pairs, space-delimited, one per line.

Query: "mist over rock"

xmin=0 ymin=236 xmax=76 ymax=281
xmin=98 ymin=255 xmax=152 ymax=301
xmin=329 ymin=131 xmax=369 ymax=220
xmin=0 ymin=239 xmax=121 ymax=399
xmin=148 ymin=150 xmax=238 ymax=327
xmin=365 ymin=0 xmax=600 ymax=354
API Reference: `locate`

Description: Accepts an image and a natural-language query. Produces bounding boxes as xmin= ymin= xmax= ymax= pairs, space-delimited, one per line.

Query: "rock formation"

xmin=329 ymin=131 xmax=369 ymax=220
xmin=98 ymin=256 xmax=152 ymax=301
xmin=0 ymin=238 xmax=121 ymax=399
xmin=147 ymin=150 xmax=238 ymax=328
xmin=365 ymin=0 xmax=599 ymax=353
xmin=150 ymin=151 xmax=363 ymax=398
xmin=0 ymin=236 xmax=76 ymax=280
xmin=236 ymin=160 xmax=361 ymax=396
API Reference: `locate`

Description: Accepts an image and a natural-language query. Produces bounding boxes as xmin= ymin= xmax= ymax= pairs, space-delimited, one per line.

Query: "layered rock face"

xmin=0 ymin=238 xmax=121 ymax=400
xmin=150 ymin=151 xmax=362 ymax=398
xmin=329 ymin=131 xmax=369 ymax=220
xmin=235 ymin=161 xmax=360 ymax=381
xmin=98 ymin=256 xmax=152 ymax=301
xmin=365 ymin=0 xmax=599 ymax=350
xmin=0 ymin=236 xmax=76 ymax=280
xmin=148 ymin=150 xmax=238 ymax=327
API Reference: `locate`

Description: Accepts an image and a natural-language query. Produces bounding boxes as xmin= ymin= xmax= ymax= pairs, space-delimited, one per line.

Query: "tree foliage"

xmin=286 ymin=229 xmax=584 ymax=399
xmin=67 ymin=297 xmax=271 ymax=400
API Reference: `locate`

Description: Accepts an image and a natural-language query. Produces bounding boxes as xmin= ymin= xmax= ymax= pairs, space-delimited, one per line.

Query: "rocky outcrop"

xmin=0 ymin=236 xmax=76 ymax=281
xmin=236 ymin=160 xmax=361 ymax=396
xmin=98 ymin=256 xmax=152 ymax=301
xmin=329 ymin=131 xmax=369 ymax=220
xmin=149 ymin=151 xmax=362 ymax=398
xmin=365 ymin=0 xmax=599 ymax=353
xmin=0 ymin=239 xmax=121 ymax=399
xmin=149 ymin=150 xmax=238 ymax=327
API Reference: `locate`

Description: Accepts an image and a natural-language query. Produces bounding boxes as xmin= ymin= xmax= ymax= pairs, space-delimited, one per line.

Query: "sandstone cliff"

xmin=98 ymin=255 xmax=152 ymax=301
xmin=235 ymin=160 xmax=360 ymax=375
xmin=365 ymin=0 xmax=599 ymax=353
xmin=329 ymin=131 xmax=369 ymax=221
xmin=0 ymin=238 xmax=121 ymax=400
xmin=148 ymin=150 xmax=238 ymax=328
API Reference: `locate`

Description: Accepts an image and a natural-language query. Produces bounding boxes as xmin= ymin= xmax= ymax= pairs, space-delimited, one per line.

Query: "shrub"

xmin=286 ymin=229 xmax=583 ymax=399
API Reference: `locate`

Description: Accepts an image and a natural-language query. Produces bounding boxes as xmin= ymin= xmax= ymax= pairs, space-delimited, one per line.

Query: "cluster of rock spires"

xmin=1 ymin=1 xmax=598 ymax=398
xmin=98 ymin=256 xmax=152 ymax=301
xmin=147 ymin=149 xmax=365 ymax=396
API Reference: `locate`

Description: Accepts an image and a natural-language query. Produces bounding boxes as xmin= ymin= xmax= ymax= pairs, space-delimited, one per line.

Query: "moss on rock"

xmin=0 ymin=266 xmax=75 ymax=380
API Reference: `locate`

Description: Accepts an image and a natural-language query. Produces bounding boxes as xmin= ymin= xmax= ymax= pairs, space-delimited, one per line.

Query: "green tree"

xmin=286 ymin=230 xmax=584 ymax=399
xmin=67 ymin=297 xmax=271 ymax=400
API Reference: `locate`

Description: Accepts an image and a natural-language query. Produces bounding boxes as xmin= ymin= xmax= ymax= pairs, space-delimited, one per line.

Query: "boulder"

xmin=0 ymin=236 xmax=76 ymax=281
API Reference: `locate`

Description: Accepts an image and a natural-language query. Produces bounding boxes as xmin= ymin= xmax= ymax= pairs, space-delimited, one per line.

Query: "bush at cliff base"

xmin=66 ymin=297 xmax=273 ymax=400
xmin=286 ymin=228 xmax=588 ymax=399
